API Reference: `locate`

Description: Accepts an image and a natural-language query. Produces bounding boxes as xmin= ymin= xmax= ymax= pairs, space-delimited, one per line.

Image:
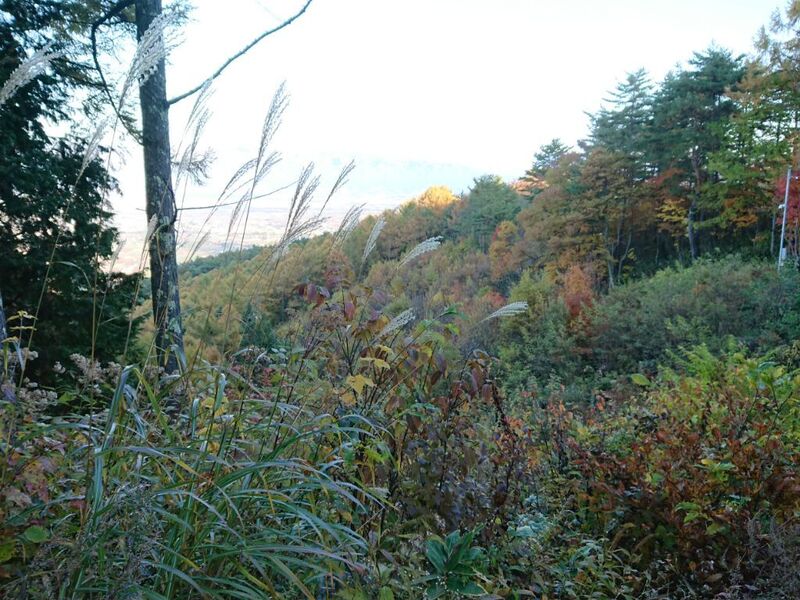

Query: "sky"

xmin=110 ymin=0 xmax=779 ymax=269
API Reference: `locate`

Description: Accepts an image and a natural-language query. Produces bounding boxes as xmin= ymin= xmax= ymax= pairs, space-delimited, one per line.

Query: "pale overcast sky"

xmin=110 ymin=0 xmax=778 ymax=266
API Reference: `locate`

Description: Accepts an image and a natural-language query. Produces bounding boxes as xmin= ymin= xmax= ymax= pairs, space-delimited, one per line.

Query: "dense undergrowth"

xmin=3 ymin=258 xmax=800 ymax=598
xmin=3 ymin=1 xmax=800 ymax=597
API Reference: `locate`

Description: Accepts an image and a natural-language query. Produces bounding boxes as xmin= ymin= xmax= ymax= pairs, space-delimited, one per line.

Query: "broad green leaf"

xmin=461 ymin=581 xmax=488 ymax=596
xmin=426 ymin=538 xmax=446 ymax=573
xmin=23 ymin=525 xmax=49 ymax=544
xmin=425 ymin=584 xmax=446 ymax=599
xmin=683 ymin=511 xmax=704 ymax=524
xmin=706 ymin=523 xmax=727 ymax=535
xmin=0 ymin=539 xmax=15 ymax=563
xmin=378 ymin=587 xmax=395 ymax=600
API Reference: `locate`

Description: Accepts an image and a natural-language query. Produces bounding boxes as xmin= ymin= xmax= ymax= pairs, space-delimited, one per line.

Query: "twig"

xmin=90 ymin=0 xmax=138 ymax=138
xmin=167 ymin=0 xmax=313 ymax=106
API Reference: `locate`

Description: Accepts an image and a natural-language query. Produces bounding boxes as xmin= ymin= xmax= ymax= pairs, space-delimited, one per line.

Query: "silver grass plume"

xmin=379 ymin=308 xmax=415 ymax=338
xmin=266 ymin=210 xmax=326 ymax=265
xmin=185 ymin=231 xmax=210 ymax=264
xmin=0 ymin=43 xmax=60 ymax=109
xmin=182 ymin=158 xmax=256 ymax=262
xmin=78 ymin=116 xmax=112 ymax=181
xmin=190 ymin=85 xmax=288 ymax=261
xmin=333 ymin=204 xmax=364 ymax=248
xmin=318 ymin=160 xmax=355 ymax=216
xmin=107 ymin=240 xmax=125 ymax=273
xmin=182 ymin=79 xmax=215 ymax=138
xmin=285 ymin=162 xmax=319 ymax=235
xmin=268 ymin=163 xmax=324 ymax=260
xmin=255 ymin=83 xmax=288 ymax=172
xmin=219 ymin=158 xmax=258 ymax=203
xmin=481 ymin=301 xmax=529 ymax=323
xmin=226 ymin=152 xmax=280 ymax=240
xmin=226 ymin=85 xmax=288 ymax=247
xmin=137 ymin=214 xmax=160 ymax=272
xmin=175 ymin=81 xmax=214 ymax=187
xmin=399 ymin=236 xmax=442 ymax=267
xmin=175 ymin=107 xmax=212 ymax=188
xmin=119 ymin=10 xmax=181 ymax=109
xmin=254 ymin=150 xmax=281 ymax=187
xmin=362 ymin=216 xmax=386 ymax=264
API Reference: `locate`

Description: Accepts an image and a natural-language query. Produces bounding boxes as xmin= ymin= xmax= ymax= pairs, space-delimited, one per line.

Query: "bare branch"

xmin=174 ymin=179 xmax=298 ymax=211
xmin=90 ymin=0 xmax=137 ymax=137
xmin=167 ymin=0 xmax=313 ymax=106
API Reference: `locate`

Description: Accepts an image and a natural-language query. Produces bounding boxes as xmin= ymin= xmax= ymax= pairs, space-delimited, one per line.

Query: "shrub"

xmin=537 ymin=346 xmax=800 ymax=595
xmin=588 ymin=256 xmax=800 ymax=375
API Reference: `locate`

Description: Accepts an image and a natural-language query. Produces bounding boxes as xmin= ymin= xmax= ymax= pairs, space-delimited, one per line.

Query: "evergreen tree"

xmin=457 ymin=176 xmax=524 ymax=251
xmin=518 ymin=138 xmax=572 ymax=199
xmin=526 ymin=138 xmax=572 ymax=180
xmin=651 ymin=48 xmax=745 ymax=257
xmin=0 ymin=1 xmax=140 ymax=382
xmin=589 ymin=68 xmax=654 ymax=179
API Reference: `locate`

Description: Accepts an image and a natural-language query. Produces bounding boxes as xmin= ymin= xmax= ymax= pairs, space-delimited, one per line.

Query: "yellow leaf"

xmin=376 ymin=344 xmax=395 ymax=357
xmin=346 ymin=374 xmax=375 ymax=395
xmin=360 ymin=357 xmax=391 ymax=370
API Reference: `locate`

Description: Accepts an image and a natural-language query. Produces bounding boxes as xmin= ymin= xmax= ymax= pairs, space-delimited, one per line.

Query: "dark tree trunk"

xmin=136 ymin=0 xmax=183 ymax=372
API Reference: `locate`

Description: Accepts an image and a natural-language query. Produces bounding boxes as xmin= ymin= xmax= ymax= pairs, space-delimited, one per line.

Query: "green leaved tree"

xmin=457 ymin=175 xmax=524 ymax=251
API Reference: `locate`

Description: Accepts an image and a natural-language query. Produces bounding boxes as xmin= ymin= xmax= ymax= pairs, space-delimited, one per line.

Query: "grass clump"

xmin=1 ymin=359 xmax=369 ymax=598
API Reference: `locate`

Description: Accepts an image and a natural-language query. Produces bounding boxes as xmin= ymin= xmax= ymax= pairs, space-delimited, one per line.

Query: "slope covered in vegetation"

xmin=2 ymin=2 xmax=800 ymax=599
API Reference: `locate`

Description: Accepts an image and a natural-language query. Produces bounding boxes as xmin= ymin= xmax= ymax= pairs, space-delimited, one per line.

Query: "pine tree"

xmin=651 ymin=49 xmax=745 ymax=257
xmin=589 ymin=68 xmax=654 ymax=179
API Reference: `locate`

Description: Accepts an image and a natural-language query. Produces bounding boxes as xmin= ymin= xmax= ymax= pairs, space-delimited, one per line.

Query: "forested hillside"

xmin=179 ymin=42 xmax=800 ymax=377
xmin=2 ymin=1 xmax=800 ymax=598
